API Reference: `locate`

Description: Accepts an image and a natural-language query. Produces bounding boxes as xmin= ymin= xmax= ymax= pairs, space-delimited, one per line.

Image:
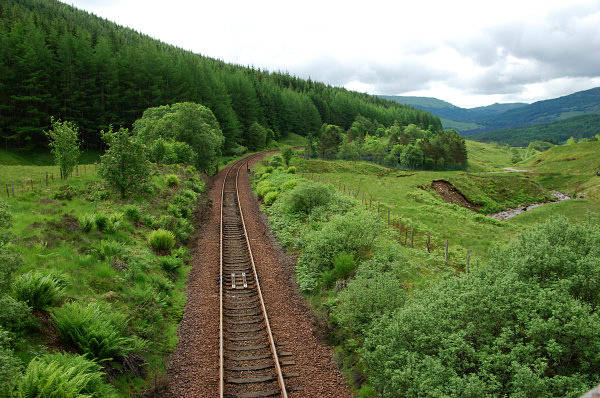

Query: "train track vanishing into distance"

xmin=219 ymin=156 xmax=299 ymax=398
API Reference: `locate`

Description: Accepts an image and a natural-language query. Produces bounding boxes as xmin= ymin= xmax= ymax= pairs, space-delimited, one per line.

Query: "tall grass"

xmin=12 ymin=271 xmax=64 ymax=309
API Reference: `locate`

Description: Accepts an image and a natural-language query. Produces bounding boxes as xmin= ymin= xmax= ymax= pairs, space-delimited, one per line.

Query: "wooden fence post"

xmin=410 ymin=225 xmax=414 ymax=248
xmin=46 ymin=172 xmax=48 ymax=186
xmin=466 ymin=249 xmax=470 ymax=273
xmin=387 ymin=209 xmax=390 ymax=224
xmin=369 ymin=195 xmax=372 ymax=209
xmin=30 ymin=179 xmax=33 ymax=191
xmin=11 ymin=182 xmax=14 ymax=197
xmin=426 ymin=232 xmax=431 ymax=253
xmin=377 ymin=202 xmax=380 ymax=214
xmin=5 ymin=184 xmax=8 ymax=199
xmin=445 ymin=240 xmax=449 ymax=264
xmin=76 ymin=165 xmax=79 ymax=176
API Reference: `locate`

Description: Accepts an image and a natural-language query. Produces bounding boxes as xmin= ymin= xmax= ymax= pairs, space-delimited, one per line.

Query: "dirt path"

xmin=165 ymin=154 xmax=352 ymax=397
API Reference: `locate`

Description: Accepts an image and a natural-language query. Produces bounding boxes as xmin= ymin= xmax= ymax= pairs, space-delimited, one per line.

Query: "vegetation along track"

xmin=219 ymin=156 xmax=298 ymax=398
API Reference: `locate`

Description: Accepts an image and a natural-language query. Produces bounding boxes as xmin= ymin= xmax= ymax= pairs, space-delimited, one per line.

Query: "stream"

xmin=488 ymin=190 xmax=572 ymax=220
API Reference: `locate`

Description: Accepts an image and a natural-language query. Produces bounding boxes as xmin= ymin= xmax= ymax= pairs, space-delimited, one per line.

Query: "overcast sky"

xmin=64 ymin=0 xmax=600 ymax=108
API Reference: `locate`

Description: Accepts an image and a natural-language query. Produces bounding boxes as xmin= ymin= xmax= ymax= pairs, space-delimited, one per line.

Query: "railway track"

xmin=219 ymin=156 xmax=298 ymax=398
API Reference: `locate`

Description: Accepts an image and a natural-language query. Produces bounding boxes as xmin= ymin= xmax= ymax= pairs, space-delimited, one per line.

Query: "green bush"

xmin=332 ymin=267 xmax=406 ymax=335
xmin=361 ymin=217 xmax=600 ymax=397
xmin=53 ymin=185 xmax=76 ymax=201
xmin=93 ymin=213 xmax=109 ymax=232
xmin=287 ymin=166 xmax=296 ymax=174
xmin=15 ymin=352 xmax=118 ymax=398
xmin=280 ymin=179 xmax=297 ymax=192
xmin=124 ymin=205 xmax=141 ymax=223
xmin=264 ymin=166 xmax=274 ymax=174
xmin=183 ymin=178 xmax=205 ymax=193
xmin=15 ymin=354 xmax=118 ymax=398
xmin=159 ymin=256 xmax=185 ymax=274
xmin=165 ymin=174 xmax=179 ymax=187
xmin=0 ymin=328 xmax=22 ymax=397
xmin=147 ymin=229 xmax=175 ymax=252
xmin=296 ymin=210 xmax=383 ymax=291
xmin=104 ymin=213 xmax=122 ymax=234
xmin=12 ymin=271 xmax=64 ymax=309
xmin=78 ymin=213 xmax=95 ymax=233
xmin=320 ymin=252 xmax=356 ymax=287
xmin=52 ymin=302 xmax=144 ymax=362
xmin=256 ymin=180 xmax=276 ymax=198
xmin=264 ymin=191 xmax=278 ymax=206
xmin=269 ymin=154 xmax=284 ymax=168
xmin=284 ymin=181 xmax=333 ymax=216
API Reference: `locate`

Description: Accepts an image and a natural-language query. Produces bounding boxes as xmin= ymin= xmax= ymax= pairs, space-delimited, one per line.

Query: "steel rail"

xmin=219 ymin=154 xmax=288 ymax=398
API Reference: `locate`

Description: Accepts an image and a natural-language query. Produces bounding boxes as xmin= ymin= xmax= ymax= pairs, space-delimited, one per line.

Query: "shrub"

xmin=280 ymin=179 xmax=297 ymax=192
xmin=320 ymin=252 xmax=356 ymax=287
xmin=12 ymin=271 xmax=64 ymax=309
xmin=296 ymin=210 xmax=383 ymax=291
xmin=264 ymin=191 xmax=278 ymax=206
xmin=159 ymin=256 xmax=185 ymax=274
xmin=269 ymin=154 xmax=284 ymax=168
xmin=96 ymin=240 xmax=125 ymax=261
xmin=183 ymin=178 xmax=205 ymax=193
xmin=94 ymin=213 xmax=109 ymax=232
xmin=147 ymin=229 xmax=175 ymax=252
xmin=53 ymin=185 xmax=76 ymax=201
xmin=256 ymin=180 xmax=276 ymax=198
xmin=124 ymin=205 xmax=141 ymax=223
xmin=52 ymin=302 xmax=144 ymax=362
xmin=165 ymin=174 xmax=179 ymax=188
xmin=284 ymin=181 xmax=333 ymax=216
xmin=98 ymin=127 xmax=151 ymax=198
xmin=104 ymin=213 xmax=123 ymax=234
xmin=287 ymin=166 xmax=296 ymax=174
xmin=0 ymin=328 xmax=22 ymax=396
xmin=78 ymin=213 xmax=95 ymax=233
xmin=264 ymin=166 xmax=274 ymax=174
xmin=15 ymin=352 xmax=118 ymax=398
xmin=281 ymin=145 xmax=294 ymax=166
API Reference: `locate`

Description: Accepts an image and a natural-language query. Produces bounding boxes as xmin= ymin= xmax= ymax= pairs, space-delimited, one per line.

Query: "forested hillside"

xmin=471 ymin=114 xmax=600 ymax=146
xmin=0 ymin=0 xmax=441 ymax=152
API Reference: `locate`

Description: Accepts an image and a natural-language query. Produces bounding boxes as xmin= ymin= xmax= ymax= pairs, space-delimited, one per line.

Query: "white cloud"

xmin=64 ymin=0 xmax=600 ymax=108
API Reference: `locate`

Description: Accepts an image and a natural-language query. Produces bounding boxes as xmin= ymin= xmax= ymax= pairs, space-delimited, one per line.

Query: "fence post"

xmin=5 ymin=184 xmax=8 ymax=199
xmin=387 ymin=209 xmax=390 ymax=225
xmin=51 ymin=172 xmax=54 ymax=181
xmin=11 ymin=182 xmax=14 ymax=197
xmin=377 ymin=202 xmax=380 ymax=214
xmin=46 ymin=172 xmax=49 ymax=186
xmin=76 ymin=165 xmax=79 ymax=176
xmin=404 ymin=227 xmax=408 ymax=245
xmin=445 ymin=240 xmax=449 ymax=264
xmin=410 ymin=226 xmax=414 ymax=248
xmin=466 ymin=249 xmax=470 ymax=273
xmin=30 ymin=179 xmax=33 ymax=191
xmin=426 ymin=232 xmax=431 ymax=253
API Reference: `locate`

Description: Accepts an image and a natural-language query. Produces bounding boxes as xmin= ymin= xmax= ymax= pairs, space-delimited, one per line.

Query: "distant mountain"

xmin=379 ymin=95 xmax=527 ymax=129
xmin=380 ymin=87 xmax=600 ymax=145
xmin=471 ymin=114 xmax=600 ymax=146
xmin=466 ymin=86 xmax=600 ymax=134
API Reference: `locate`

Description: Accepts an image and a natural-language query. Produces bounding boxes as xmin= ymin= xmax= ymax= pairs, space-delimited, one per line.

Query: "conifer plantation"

xmin=0 ymin=0 xmax=440 ymax=152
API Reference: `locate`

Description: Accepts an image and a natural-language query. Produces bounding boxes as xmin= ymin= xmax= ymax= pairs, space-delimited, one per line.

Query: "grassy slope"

xmin=2 ymin=156 xmax=202 ymax=395
xmin=297 ymin=140 xmax=600 ymax=259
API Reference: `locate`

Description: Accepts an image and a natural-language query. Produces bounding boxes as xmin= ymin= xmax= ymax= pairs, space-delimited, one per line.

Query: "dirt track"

xmin=165 ymin=154 xmax=352 ymax=397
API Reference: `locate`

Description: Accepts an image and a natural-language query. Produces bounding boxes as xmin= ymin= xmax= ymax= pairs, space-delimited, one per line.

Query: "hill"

xmin=381 ymin=88 xmax=600 ymax=145
xmin=471 ymin=114 xmax=600 ymax=146
xmin=0 ymin=0 xmax=441 ymax=152
xmin=467 ymin=86 xmax=600 ymax=134
xmin=380 ymin=95 xmax=527 ymax=130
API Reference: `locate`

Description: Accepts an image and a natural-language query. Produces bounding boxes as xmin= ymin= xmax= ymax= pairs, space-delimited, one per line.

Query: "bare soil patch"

xmin=431 ymin=179 xmax=478 ymax=211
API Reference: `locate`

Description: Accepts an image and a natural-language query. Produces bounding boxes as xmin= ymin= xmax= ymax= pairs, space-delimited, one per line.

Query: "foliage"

xmin=78 ymin=213 xmax=95 ymax=232
xmin=45 ymin=117 xmax=81 ymax=180
xmin=361 ymin=217 xmax=600 ymax=397
xmin=52 ymin=301 xmax=144 ymax=362
xmin=320 ymin=252 xmax=356 ymax=287
xmin=280 ymin=145 xmax=294 ymax=166
xmin=147 ymin=229 xmax=176 ymax=252
xmin=283 ymin=181 xmax=333 ymax=216
xmin=165 ymin=174 xmax=180 ymax=188
xmin=0 ymin=327 xmax=22 ymax=397
xmin=247 ymin=122 xmax=267 ymax=150
xmin=297 ymin=210 xmax=383 ymax=291
xmin=14 ymin=352 xmax=118 ymax=398
xmin=318 ymin=124 xmax=343 ymax=158
xmin=12 ymin=271 xmax=64 ymax=310
xmin=263 ymin=191 xmax=278 ymax=205
xmin=98 ymin=127 xmax=151 ymax=197
xmin=123 ymin=205 xmax=141 ymax=223
xmin=53 ymin=185 xmax=76 ymax=200
xmin=133 ymin=102 xmax=224 ymax=172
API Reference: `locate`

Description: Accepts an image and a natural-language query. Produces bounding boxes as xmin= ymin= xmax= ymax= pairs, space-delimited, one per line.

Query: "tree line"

xmin=309 ymin=117 xmax=468 ymax=169
xmin=0 ymin=0 xmax=441 ymax=153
